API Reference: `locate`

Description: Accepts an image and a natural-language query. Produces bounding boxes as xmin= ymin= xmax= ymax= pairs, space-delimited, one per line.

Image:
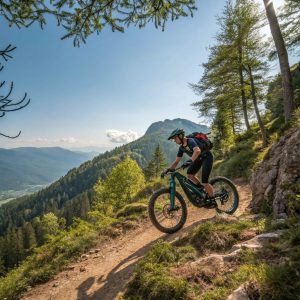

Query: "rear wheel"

xmin=148 ymin=188 xmax=187 ymax=234
xmin=210 ymin=177 xmax=239 ymax=214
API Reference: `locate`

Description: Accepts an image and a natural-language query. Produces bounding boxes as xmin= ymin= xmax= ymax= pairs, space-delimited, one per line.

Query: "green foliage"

xmin=93 ymin=156 xmax=145 ymax=213
xmin=40 ymin=213 xmax=65 ymax=240
xmin=0 ymin=219 xmax=97 ymax=300
xmin=0 ymin=0 xmax=196 ymax=46
xmin=192 ymin=0 xmax=268 ymax=155
xmin=144 ymin=144 xmax=167 ymax=180
xmin=266 ymin=63 xmax=300 ymax=118
xmin=173 ymin=219 xmax=257 ymax=254
xmin=115 ymin=203 xmax=148 ymax=219
xmin=201 ymin=264 xmax=266 ymax=300
xmin=280 ymin=0 xmax=300 ymax=55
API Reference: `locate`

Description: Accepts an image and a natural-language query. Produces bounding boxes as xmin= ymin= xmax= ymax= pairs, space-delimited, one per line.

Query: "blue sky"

xmin=0 ymin=0 xmax=291 ymax=149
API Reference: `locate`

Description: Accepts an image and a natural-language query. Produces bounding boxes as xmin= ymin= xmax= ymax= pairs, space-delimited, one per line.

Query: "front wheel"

xmin=148 ymin=188 xmax=187 ymax=234
xmin=210 ymin=176 xmax=239 ymax=215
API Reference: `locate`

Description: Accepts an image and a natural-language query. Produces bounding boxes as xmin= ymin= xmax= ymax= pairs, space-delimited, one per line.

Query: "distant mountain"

xmin=0 ymin=119 xmax=209 ymax=235
xmin=145 ymin=118 xmax=209 ymax=136
xmin=0 ymin=147 xmax=96 ymax=191
xmin=69 ymin=146 xmax=114 ymax=154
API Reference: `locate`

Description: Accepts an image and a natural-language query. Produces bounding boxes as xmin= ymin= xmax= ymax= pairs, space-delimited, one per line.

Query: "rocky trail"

xmin=22 ymin=181 xmax=251 ymax=300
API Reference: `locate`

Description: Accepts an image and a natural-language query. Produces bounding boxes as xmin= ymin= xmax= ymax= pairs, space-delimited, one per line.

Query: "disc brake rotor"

xmin=162 ymin=204 xmax=179 ymax=219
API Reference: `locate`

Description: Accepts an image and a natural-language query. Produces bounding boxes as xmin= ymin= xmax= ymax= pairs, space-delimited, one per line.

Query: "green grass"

xmin=173 ymin=219 xmax=259 ymax=255
xmin=123 ymin=241 xmax=191 ymax=300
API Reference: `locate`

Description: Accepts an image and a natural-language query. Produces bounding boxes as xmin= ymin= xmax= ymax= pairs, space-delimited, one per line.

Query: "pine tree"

xmin=192 ymin=0 xmax=270 ymax=152
xmin=144 ymin=144 xmax=166 ymax=180
xmin=280 ymin=0 xmax=300 ymax=55
xmin=23 ymin=222 xmax=37 ymax=250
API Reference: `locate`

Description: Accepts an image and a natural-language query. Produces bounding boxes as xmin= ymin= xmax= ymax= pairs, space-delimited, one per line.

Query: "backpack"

xmin=187 ymin=132 xmax=213 ymax=150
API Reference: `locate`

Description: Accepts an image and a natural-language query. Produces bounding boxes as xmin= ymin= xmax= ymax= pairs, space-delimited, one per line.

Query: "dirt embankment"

xmin=22 ymin=181 xmax=251 ymax=300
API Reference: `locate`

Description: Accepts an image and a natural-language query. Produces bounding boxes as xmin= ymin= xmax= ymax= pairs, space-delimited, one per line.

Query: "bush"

xmin=115 ymin=203 xmax=148 ymax=219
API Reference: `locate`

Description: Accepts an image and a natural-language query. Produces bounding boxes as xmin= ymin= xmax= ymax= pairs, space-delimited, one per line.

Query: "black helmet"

xmin=168 ymin=128 xmax=185 ymax=140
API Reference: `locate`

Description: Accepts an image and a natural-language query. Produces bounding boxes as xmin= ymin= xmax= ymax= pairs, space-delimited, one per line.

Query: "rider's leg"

xmin=187 ymin=158 xmax=202 ymax=186
xmin=202 ymin=152 xmax=214 ymax=197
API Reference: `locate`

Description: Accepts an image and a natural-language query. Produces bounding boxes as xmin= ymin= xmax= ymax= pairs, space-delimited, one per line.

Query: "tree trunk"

xmin=238 ymin=44 xmax=251 ymax=130
xmin=263 ymin=0 xmax=295 ymax=122
xmin=231 ymin=109 xmax=236 ymax=135
xmin=248 ymin=65 xmax=268 ymax=148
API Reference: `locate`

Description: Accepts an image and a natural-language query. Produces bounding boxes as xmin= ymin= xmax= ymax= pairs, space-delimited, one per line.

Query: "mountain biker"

xmin=165 ymin=128 xmax=214 ymax=198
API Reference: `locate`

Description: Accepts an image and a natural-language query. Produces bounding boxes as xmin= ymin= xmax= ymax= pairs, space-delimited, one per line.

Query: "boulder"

xmin=228 ymin=284 xmax=250 ymax=300
xmin=250 ymin=125 xmax=300 ymax=217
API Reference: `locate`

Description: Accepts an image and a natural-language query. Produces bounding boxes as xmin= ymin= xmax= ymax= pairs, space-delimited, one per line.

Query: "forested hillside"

xmin=0 ymin=118 xmax=207 ymax=272
xmin=0 ymin=147 xmax=96 ymax=191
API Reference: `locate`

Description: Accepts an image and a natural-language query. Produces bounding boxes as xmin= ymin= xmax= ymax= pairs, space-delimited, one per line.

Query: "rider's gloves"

xmin=161 ymin=168 xmax=175 ymax=178
xmin=182 ymin=159 xmax=193 ymax=169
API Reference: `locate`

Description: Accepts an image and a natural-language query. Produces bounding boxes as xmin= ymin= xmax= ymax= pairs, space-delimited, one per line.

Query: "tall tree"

xmin=192 ymin=0 xmax=270 ymax=150
xmin=263 ymin=0 xmax=295 ymax=122
xmin=144 ymin=144 xmax=166 ymax=180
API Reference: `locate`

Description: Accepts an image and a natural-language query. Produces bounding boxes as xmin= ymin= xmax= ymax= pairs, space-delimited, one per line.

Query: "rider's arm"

xmin=188 ymin=139 xmax=201 ymax=162
xmin=169 ymin=156 xmax=182 ymax=169
xmin=191 ymin=147 xmax=201 ymax=161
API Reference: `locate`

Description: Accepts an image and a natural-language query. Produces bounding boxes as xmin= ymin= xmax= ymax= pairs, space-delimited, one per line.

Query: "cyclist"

xmin=165 ymin=128 xmax=214 ymax=198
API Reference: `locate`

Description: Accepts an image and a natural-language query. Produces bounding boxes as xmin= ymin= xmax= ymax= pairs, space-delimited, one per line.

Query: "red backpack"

xmin=187 ymin=132 xmax=213 ymax=150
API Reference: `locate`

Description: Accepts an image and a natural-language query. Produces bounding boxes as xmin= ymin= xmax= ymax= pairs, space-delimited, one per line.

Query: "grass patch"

xmin=173 ymin=219 xmax=259 ymax=254
xmin=123 ymin=240 xmax=190 ymax=300
xmin=115 ymin=202 xmax=148 ymax=219
xmin=201 ymin=264 xmax=266 ymax=300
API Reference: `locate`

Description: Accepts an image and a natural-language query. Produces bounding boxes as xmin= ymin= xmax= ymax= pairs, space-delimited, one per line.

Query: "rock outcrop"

xmin=249 ymin=125 xmax=300 ymax=217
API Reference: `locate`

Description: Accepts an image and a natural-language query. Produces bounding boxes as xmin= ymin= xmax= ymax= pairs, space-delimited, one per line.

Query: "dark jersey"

xmin=177 ymin=138 xmax=208 ymax=158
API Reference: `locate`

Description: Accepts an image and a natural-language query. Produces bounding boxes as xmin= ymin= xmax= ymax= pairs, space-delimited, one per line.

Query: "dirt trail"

xmin=22 ymin=182 xmax=251 ymax=300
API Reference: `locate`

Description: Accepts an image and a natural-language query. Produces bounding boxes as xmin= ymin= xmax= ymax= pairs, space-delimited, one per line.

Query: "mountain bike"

xmin=148 ymin=165 xmax=239 ymax=233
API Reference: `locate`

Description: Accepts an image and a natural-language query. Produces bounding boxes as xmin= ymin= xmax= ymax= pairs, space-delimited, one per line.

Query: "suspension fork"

xmin=169 ymin=174 xmax=176 ymax=209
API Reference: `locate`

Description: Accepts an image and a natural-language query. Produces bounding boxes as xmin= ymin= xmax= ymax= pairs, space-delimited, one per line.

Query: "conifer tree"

xmin=144 ymin=144 xmax=166 ymax=180
xmin=192 ymin=0 xmax=270 ymax=151
xmin=280 ymin=0 xmax=300 ymax=54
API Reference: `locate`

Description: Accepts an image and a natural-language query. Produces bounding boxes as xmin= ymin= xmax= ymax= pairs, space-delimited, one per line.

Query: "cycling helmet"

xmin=167 ymin=128 xmax=185 ymax=140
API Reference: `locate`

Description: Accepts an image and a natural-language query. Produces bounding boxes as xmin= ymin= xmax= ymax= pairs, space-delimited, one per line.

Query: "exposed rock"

xmin=79 ymin=266 xmax=86 ymax=272
xmin=52 ymin=282 xmax=59 ymax=288
xmin=228 ymin=284 xmax=250 ymax=300
xmin=80 ymin=254 xmax=89 ymax=260
xmin=271 ymin=218 xmax=287 ymax=227
xmin=250 ymin=125 xmax=300 ymax=217
xmin=239 ymin=229 xmax=257 ymax=241
xmin=240 ymin=214 xmax=263 ymax=221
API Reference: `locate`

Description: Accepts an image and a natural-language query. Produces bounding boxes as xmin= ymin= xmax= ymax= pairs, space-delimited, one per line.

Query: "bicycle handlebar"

xmin=160 ymin=165 xmax=184 ymax=178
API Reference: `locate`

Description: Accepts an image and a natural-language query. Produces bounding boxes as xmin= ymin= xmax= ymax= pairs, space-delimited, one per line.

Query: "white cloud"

xmin=106 ymin=129 xmax=139 ymax=144
xmin=59 ymin=137 xmax=78 ymax=144
xmin=36 ymin=137 xmax=49 ymax=142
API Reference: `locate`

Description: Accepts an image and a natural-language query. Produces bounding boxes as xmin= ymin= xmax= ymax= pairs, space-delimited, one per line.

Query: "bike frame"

xmin=169 ymin=170 xmax=207 ymax=209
